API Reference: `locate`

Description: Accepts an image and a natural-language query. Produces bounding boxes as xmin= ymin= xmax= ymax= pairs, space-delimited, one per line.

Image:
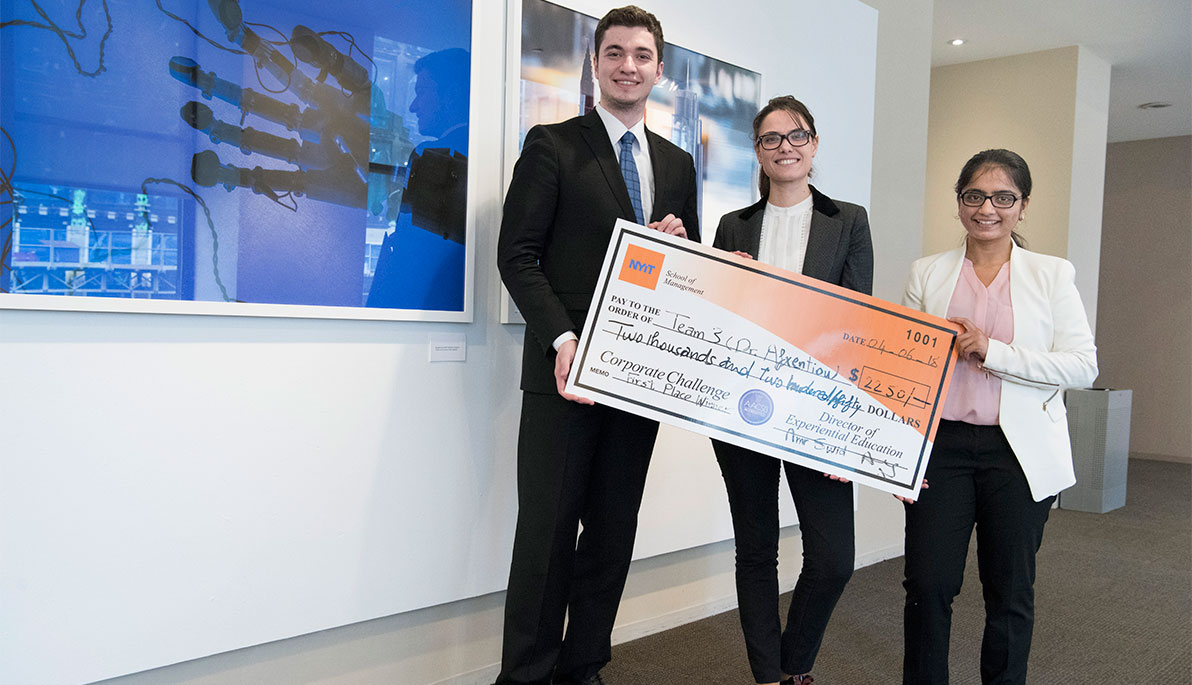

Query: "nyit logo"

xmin=618 ymin=244 xmax=665 ymax=290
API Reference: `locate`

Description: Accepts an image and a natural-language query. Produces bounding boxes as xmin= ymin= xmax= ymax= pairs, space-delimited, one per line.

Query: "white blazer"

xmin=903 ymin=242 xmax=1099 ymax=500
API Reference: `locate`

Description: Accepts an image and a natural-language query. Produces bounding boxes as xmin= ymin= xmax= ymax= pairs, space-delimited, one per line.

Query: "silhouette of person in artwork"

xmin=367 ymin=47 xmax=469 ymax=311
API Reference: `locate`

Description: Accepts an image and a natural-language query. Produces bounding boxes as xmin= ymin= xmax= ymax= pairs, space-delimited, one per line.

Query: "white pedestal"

xmin=1060 ymin=388 xmax=1132 ymax=513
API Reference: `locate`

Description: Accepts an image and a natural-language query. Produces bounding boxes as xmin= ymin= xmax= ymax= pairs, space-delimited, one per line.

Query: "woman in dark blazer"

xmin=711 ymin=96 xmax=873 ymax=685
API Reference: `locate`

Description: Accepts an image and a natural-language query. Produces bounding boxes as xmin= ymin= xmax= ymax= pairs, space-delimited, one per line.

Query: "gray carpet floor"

xmin=603 ymin=458 xmax=1192 ymax=684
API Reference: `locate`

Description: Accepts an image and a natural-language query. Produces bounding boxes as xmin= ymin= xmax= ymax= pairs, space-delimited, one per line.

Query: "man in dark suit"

xmin=495 ymin=6 xmax=699 ymax=685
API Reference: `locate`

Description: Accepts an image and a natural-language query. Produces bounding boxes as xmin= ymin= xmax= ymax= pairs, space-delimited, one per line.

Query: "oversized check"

xmin=566 ymin=220 xmax=961 ymax=500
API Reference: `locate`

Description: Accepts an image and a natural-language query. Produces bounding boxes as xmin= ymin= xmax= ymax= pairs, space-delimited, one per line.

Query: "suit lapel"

xmin=579 ymin=110 xmax=636 ymax=222
xmin=645 ymin=128 xmax=667 ymax=222
xmin=802 ymin=210 xmax=842 ymax=281
xmin=925 ymin=247 xmax=966 ymax=317
xmin=741 ymin=202 xmax=765 ymax=257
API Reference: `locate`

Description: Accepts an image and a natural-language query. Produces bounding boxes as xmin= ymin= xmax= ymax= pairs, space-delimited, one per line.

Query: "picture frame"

xmin=0 ymin=0 xmax=477 ymax=322
xmin=499 ymin=0 xmax=761 ymax=323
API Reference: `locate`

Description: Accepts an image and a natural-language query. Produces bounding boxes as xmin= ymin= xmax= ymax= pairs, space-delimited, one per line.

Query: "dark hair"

xmin=955 ymin=148 xmax=1031 ymax=247
xmin=414 ymin=48 xmax=470 ymax=104
xmin=752 ymin=95 xmax=817 ymax=197
xmin=595 ymin=5 xmax=664 ymax=63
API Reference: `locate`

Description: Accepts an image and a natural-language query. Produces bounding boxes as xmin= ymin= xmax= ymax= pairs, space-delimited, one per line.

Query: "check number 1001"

xmin=906 ymin=329 xmax=939 ymax=348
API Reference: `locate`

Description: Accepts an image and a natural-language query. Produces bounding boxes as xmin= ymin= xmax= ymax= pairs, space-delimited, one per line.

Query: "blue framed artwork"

xmin=0 ymin=0 xmax=474 ymax=320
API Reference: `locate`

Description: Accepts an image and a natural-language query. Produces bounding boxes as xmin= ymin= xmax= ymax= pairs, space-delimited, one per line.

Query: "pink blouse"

xmin=942 ymin=259 xmax=1014 ymax=425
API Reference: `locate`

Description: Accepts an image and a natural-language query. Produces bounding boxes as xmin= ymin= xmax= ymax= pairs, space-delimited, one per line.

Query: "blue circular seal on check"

xmin=738 ymin=389 xmax=774 ymax=426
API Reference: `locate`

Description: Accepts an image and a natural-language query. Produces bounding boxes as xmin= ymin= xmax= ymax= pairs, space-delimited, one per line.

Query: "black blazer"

xmin=498 ymin=109 xmax=701 ymax=393
xmin=712 ymin=185 xmax=873 ymax=295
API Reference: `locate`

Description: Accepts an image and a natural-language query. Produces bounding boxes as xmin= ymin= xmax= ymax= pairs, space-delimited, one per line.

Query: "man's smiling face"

xmin=594 ymin=24 xmax=663 ymax=114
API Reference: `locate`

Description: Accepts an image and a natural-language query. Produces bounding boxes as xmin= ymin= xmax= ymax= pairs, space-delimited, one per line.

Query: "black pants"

xmin=496 ymin=392 xmax=659 ymax=685
xmin=713 ymin=440 xmax=855 ymax=683
xmin=902 ymin=420 xmax=1055 ymax=684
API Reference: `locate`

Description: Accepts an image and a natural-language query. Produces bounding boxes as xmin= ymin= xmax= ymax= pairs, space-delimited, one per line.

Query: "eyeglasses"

xmin=958 ymin=190 xmax=1022 ymax=208
xmin=755 ymin=129 xmax=812 ymax=150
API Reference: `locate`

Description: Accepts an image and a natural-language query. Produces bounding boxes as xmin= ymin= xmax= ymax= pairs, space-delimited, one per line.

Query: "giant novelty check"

xmin=566 ymin=220 xmax=961 ymax=500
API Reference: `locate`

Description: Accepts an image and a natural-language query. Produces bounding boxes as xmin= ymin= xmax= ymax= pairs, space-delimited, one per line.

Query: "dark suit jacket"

xmin=498 ymin=109 xmax=700 ymax=394
xmin=712 ymin=185 xmax=872 ymax=295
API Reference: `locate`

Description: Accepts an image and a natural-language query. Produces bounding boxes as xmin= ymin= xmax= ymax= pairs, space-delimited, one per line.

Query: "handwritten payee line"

xmin=649 ymin=321 xmax=851 ymax=387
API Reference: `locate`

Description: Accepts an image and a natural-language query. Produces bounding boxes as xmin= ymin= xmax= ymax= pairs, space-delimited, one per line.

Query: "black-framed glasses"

xmin=755 ymin=129 xmax=812 ymax=150
xmin=958 ymin=190 xmax=1022 ymax=208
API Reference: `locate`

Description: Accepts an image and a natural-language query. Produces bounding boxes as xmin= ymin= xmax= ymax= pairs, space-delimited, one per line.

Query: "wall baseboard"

xmin=432 ymin=664 xmax=499 ymax=685
xmin=855 ymin=543 xmax=904 ymax=568
xmin=611 ymin=592 xmax=742 ymax=645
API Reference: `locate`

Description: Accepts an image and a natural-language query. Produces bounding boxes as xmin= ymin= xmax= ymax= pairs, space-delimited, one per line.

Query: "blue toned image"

xmin=4 ymin=182 xmax=193 ymax=298
xmin=0 ymin=0 xmax=471 ymax=316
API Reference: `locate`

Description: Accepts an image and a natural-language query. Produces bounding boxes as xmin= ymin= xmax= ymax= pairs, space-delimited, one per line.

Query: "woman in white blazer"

xmin=900 ymin=149 xmax=1098 ymax=684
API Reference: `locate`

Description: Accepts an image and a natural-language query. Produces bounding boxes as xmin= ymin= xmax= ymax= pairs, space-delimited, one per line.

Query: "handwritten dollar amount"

xmin=848 ymin=365 xmax=929 ymax=410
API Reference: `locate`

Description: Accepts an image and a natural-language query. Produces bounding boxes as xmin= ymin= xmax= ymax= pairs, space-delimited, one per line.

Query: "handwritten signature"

xmin=859 ymin=451 xmax=906 ymax=478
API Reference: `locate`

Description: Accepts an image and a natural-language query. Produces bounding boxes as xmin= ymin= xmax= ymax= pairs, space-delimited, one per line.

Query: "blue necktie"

xmin=619 ymin=131 xmax=645 ymax=224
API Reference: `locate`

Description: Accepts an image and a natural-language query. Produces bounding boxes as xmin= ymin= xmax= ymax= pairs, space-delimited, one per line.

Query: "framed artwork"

xmin=0 ymin=0 xmax=474 ymax=321
xmin=499 ymin=0 xmax=760 ymax=323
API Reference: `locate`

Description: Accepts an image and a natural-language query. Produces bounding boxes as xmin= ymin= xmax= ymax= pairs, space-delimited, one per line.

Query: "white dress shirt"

xmin=758 ymin=195 xmax=814 ymax=274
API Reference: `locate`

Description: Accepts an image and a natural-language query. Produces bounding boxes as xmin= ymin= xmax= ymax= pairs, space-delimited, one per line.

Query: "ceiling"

xmin=932 ymin=0 xmax=1192 ymax=143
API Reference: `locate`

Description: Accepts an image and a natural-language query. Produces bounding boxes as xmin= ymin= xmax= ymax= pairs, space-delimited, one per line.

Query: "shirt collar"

xmin=595 ymin=103 xmax=647 ymax=154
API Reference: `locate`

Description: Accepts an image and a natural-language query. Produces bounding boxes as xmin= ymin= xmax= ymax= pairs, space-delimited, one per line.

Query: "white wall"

xmin=4 ymin=4 xmax=521 ymax=683
xmin=1066 ymin=46 xmax=1111 ymax=333
xmin=864 ymin=0 xmax=935 ymax=302
xmin=0 ymin=1 xmax=940 ymax=684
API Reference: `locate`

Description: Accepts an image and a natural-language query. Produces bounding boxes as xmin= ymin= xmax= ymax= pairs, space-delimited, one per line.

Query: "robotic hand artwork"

xmin=169 ymin=0 xmax=465 ymax=245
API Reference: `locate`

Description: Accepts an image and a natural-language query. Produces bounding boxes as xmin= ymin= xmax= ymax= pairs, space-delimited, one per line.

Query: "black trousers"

xmin=713 ymin=440 xmax=855 ymax=683
xmin=902 ymin=420 xmax=1055 ymax=684
xmin=496 ymin=392 xmax=659 ymax=685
